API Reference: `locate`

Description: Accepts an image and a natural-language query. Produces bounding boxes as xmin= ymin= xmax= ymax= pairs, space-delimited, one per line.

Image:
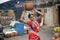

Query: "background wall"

xmin=44 ymin=7 xmax=54 ymax=26
xmin=52 ymin=6 xmax=58 ymax=26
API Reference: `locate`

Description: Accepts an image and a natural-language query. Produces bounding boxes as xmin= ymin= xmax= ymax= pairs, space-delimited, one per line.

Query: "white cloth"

xmin=10 ymin=21 xmax=20 ymax=27
xmin=24 ymin=25 xmax=30 ymax=30
xmin=3 ymin=28 xmax=17 ymax=34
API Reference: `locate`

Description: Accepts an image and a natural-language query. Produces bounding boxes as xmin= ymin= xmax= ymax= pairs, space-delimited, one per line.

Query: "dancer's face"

xmin=30 ymin=15 xmax=35 ymax=21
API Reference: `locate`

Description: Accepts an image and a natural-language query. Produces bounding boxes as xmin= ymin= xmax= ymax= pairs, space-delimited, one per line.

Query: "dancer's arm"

xmin=33 ymin=8 xmax=44 ymax=16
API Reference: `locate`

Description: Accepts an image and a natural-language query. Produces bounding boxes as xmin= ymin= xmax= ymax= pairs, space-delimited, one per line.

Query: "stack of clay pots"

xmin=5 ymin=31 xmax=18 ymax=38
xmin=3 ymin=28 xmax=18 ymax=38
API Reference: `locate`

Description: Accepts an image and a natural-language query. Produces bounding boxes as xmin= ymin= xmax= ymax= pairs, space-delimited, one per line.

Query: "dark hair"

xmin=28 ymin=14 xmax=34 ymax=18
xmin=0 ymin=11 xmax=2 ymax=13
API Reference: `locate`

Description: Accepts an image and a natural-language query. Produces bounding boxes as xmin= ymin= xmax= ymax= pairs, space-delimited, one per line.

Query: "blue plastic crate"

xmin=14 ymin=22 xmax=24 ymax=36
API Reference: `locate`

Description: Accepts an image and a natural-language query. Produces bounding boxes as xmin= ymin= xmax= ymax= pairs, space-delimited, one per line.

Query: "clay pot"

xmin=6 ymin=33 xmax=11 ymax=38
xmin=10 ymin=32 xmax=15 ymax=37
xmin=25 ymin=1 xmax=34 ymax=10
xmin=14 ymin=32 xmax=18 ymax=36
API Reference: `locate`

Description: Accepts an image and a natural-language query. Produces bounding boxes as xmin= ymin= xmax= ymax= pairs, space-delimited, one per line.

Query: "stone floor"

xmin=4 ymin=26 xmax=54 ymax=40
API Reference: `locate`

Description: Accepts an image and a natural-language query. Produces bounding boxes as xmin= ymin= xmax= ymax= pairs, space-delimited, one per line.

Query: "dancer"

xmin=28 ymin=14 xmax=40 ymax=40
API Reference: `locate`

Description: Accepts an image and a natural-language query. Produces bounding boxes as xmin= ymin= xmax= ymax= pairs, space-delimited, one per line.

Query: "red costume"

xmin=28 ymin=21 xmax=40 ymax=40
xmin=29 ymin=31 xmax=40 ymax=40
xmin=28 ymin=21 xmax=39 ymax=32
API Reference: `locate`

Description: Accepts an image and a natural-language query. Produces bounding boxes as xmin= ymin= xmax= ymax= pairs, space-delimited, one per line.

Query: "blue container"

xmin=14 ymin=22 xmax=24 ymax=36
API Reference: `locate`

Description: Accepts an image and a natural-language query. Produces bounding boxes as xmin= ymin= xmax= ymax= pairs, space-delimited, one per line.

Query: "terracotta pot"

xmin=25 ymin=1 xmax=34 ymax=10
xmin=6 ymin=34 xmax=11 ymax=38
xmin=10 ymin=32 xmax=15 ymax=37
xmin=14 ymin=32 xmax=18 ymax=36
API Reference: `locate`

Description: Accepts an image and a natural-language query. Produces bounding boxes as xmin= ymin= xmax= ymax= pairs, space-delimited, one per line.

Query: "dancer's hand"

xmin=33 ymin=8 xmax=38 ymax=12
xmin=33 ymin=8 xmax=44 ymax=16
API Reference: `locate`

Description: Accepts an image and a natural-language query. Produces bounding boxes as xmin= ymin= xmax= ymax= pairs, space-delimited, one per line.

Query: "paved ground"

xmin=4 ymin=26 xmax=54 ymax=40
